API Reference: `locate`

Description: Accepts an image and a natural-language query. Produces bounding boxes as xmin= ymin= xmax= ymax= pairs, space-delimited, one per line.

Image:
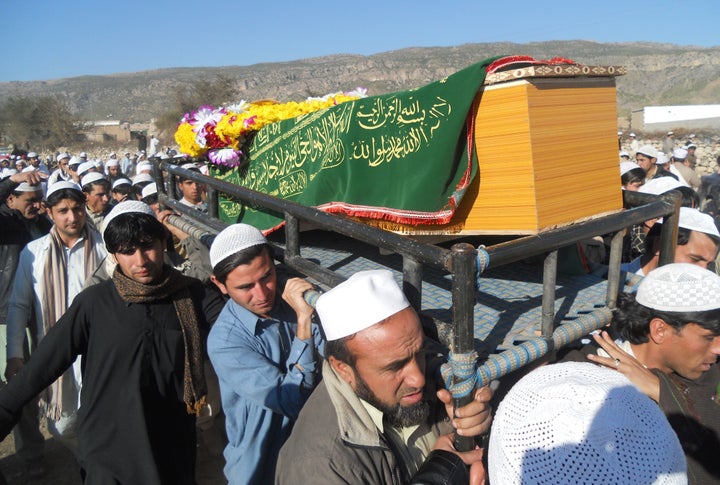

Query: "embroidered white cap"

xmin=673 ymin=148 xmax=687 ymax=160
xmin=141 ymin=182 xmax=158 ymax=199
xmin=488 ymin=362 xmax=687 ymax=485
xmin=638 ymin=177 xmax=686 ymax=195
xmin=102 ymin=200 xmax=156 ymax=237
xmin=14 ymin=182 xmax=43 ymax=192
xmin=77 ymin=161 xmax=96 ymax=177
xmin=136 ymin=161 xmax=152 ymax=173
xmin=112 ymin=178 xmax=132 ymax=189
xmin=636 ymin=263 xmax=720 ymax=312
xmin=46 ymin=181 xmax=82 ymax=198
xmin=672 ymin=148 xmax=688 ymax=160
xmin=636 ymin=145 xmax=658 ymax=159
xmin=81 ymin=172 xmax=106 ymax=188
xmin=655 ymin=152 xmax=669 ymax=165
xmin=619 ymin=161 xmax=641 ymax=176
xmin=657 ymin=207 xmax=720 ymax=239
xmin=132 ymin=173 xmax=154 ymax=185
xmin=316 ymin=269 xmax=411 ymax=341
xmin=209 ymin=223 xmax=267 ymax=269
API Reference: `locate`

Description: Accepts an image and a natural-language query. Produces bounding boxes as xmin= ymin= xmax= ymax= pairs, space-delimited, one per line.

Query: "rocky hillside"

xmin=1 ymin=40 xmax=719 ymax=124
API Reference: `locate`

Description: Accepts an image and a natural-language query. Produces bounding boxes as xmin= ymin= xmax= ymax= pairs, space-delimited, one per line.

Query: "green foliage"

xmin=0 ymin=95 xmax=78 ymax=151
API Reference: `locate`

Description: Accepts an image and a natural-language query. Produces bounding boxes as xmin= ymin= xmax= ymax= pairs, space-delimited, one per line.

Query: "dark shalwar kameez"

xmin=0 ymin=278 xmax=224 ymax=484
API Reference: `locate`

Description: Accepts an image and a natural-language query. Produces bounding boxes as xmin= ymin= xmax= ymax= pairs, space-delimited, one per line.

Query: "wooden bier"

xmin=359 ymin=64 xmax=626 ymax=236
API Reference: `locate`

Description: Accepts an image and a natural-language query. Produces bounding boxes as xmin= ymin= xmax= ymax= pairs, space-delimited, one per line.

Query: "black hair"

xmin=112 ymin=183 xmax=135 ymax=197
xmin=325 ymin=335 xmax=357 ymax=367
xmin=82 ymin=178 xmax=111 ymax=194
xmin=104 ymin=212 xmax=166 ymax=254
xmin=141 ymin=194 xmax=158 ymax=205
xmin=621 ymin=168 xmax=646 ymax=187
xmin=676 ymin=186 xmax=700 ymax=209
xmin=46 ymin=188 xmax=85 ymax=208
xmin=212 ymin=243 xmax=273 ymax=284
xmin=612 ymin=292 xmax=720 ymax=344
xmin=178 ymin=167 xmax=201 ymax=184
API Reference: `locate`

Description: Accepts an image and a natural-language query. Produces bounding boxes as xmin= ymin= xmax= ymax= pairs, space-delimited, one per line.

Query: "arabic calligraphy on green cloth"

xmin=211 ymin=56 xmax=502 ymax=232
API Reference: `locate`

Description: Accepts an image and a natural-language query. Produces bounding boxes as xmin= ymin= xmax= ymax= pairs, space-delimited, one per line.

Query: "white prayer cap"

xmin=77 ymin=161 xmax=96 ymax=177
xmin=106 ymin=159 xmax=119 ymax=167
xmin=316 ymin=270 xmax=410 ymax=341
xmin=655 ymin=152 xmax=669 ymax=165
xmin=27 ymin=152 xmax=38 ymax=158
xmin=636 ymin=263 xmax=720 ymax=312
xmin=102 ymin=200 xmax=156 ymax=237
xmin=488 ymin=362 xmax=687 ymax=485
xmin=180 ymin=162 xmax=199 ymax=171
xmin=209 ymin=223 xmax=267 ymax=269
xmin=619 ymin=150 xmax=630 ymax=158
xmin=677 ymin=207 xmax=720 ymax=238
xmin=667 ymin=131 xmax=674 ymax=135
xmin=46 ymin=181 xmax=82 ymax=198
xmin=136 ymin=161 xmax=152 ymax=173
xmin=141 ymin=182 xmax=158 ymax=200
xmin=629 ymin=132 xmax=636 ymax=137
xmin=132 ymin=173 xmax=154 ymax=185
xmin=686 ymin=143 xmax=697 ymax=149
xmin=14 ymin=182 xmax=42 ymax=192
xmin=689 ymin=133 xmax=696 ymax=138
xmin=68 ymin=156 xmax=81 ymax=167
xmin=638 ymin=177 xmax=685 ymax=195
xmin=112 ymin=178 xmax=132 ymax=189
xmin=672 ymin=148 xmax=688 ymax=160
xmin=81 ymin=172 xmax=106 ymax=188
xmin=619 ymin=161 xmax=641 ymax=176
xmin=56 ymin=152 xmax=70 ymax=162
xmin=79 ymin=152 xmax=87 ymax=158
xmin=109 ymin=152 xmax=117 ymax=158
xmin=636 ymin=145 xmax=658 ymax=159
xmin=21 ymin=166 xmax=36 ymax=173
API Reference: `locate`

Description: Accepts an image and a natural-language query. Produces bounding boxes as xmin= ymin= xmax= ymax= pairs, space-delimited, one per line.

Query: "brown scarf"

xmin=112 ymin=265 xmax=207 ymax=416
xmin=41 ymin=224 xmax=101 ymax=420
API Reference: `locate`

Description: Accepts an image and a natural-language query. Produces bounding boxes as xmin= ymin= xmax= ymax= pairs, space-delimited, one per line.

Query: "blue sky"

xmin=1 ymin=0 xmax=718 ymax=82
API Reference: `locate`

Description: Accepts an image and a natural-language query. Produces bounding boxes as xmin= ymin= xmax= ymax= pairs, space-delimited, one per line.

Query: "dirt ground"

xmin=0 ymin=416 xmax=228 ymax=484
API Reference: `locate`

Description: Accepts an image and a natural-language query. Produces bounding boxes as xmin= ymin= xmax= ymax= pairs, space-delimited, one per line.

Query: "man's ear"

xmin=209 ymin=275 xmax=228 ymax=295
xmin=648 ymin=317 xmax=671 ymax=345
xmin=328 ymin=355 xmax=355 ymax=388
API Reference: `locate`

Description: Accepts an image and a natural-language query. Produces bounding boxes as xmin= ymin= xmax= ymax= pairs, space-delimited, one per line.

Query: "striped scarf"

xmin=111 ymin=265 xmax=207 ymax=416
xmin=40 ymin=224 xmax=101 ymax=420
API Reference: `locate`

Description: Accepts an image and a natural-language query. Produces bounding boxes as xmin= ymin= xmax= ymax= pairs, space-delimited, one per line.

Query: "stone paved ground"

xmin=0 ymin=417 xmax=228 ymax=484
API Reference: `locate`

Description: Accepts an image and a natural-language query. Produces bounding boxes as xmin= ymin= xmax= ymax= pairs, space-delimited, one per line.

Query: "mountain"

xmin=1 ymin=40 xmax=719 ymax=124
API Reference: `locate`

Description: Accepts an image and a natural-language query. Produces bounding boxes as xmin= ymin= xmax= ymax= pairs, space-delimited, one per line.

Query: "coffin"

xmin=358 ymin=63 xmax=626 ymax=235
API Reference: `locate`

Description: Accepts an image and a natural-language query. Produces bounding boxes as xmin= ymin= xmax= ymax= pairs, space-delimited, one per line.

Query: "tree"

xmin=0 ymin=95 xmax=79 ymax=151
xmin=155 ymin=75 xmax=239 ymax=137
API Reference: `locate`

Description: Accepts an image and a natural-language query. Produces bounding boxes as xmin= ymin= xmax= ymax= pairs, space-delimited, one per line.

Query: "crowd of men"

xmin=0 ymin=132 xmax=717 ymax=485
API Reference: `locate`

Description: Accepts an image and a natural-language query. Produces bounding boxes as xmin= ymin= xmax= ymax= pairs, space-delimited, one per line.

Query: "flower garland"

xmin=174 ymin=88 xmax=368 ymax=168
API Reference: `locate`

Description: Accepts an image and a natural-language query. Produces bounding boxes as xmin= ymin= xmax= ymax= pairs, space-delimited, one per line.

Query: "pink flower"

xmin=208 ymin=148 xmax=243 ymax=168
